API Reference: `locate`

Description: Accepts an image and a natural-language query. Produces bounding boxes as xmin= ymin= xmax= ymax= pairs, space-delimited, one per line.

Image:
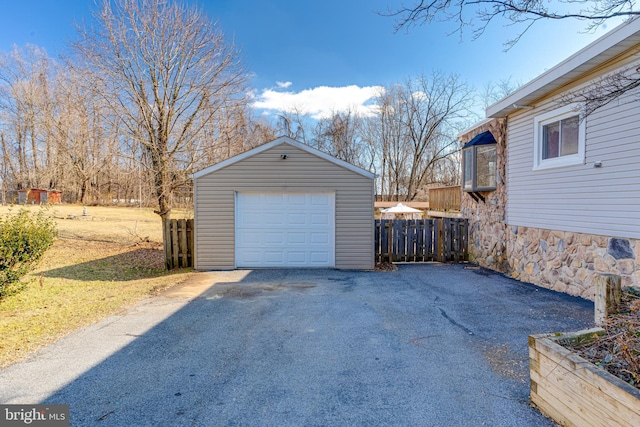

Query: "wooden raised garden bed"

xmin=529 ymin=328 xmax=640 ymax=427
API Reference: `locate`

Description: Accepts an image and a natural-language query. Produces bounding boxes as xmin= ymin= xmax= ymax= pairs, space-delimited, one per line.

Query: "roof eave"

xmin=486 ymin=17 xmax=640 ymax=118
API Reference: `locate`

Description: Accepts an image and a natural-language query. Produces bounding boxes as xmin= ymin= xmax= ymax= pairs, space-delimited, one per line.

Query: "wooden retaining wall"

xmin=529 ymin=329 xmax=640 ymax=427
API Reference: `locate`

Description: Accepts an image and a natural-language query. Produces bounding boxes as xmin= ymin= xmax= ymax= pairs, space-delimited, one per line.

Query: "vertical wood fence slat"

xmin=163 ymin=219 xmax=171 ymax=270
xmin=415 ymin=220 xmax=424 ymax=262
xmin=178 ymin=219 xmax=188 ymax=268
xmin=375 ymin=220 xmax=380 ymax=264
xmin=374 ymin=218 xmax=468 ymax=263
xmin=164 ymin=218 xmax=195 ymax=270
xmin=171 ymin=220 xmax=179 ymax=268
xmin=187 ymin=219 xmax=194 ymax=267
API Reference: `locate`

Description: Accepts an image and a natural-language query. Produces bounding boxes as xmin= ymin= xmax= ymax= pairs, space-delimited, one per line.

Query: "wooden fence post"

xmin=594 ymin=273 xmax=622 ymax=326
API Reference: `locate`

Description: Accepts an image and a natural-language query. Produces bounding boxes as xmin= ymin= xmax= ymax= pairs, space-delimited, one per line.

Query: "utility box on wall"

xmin=462 ymin=130 xmax=497 ymax=193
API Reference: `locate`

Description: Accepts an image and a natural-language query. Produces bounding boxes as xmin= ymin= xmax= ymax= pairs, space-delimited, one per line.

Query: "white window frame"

xmin=533 ymin=104 xmax=585 ymax=171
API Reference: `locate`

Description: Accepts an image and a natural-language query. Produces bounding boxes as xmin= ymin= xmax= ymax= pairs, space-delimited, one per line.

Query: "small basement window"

xmin=462 ymin=130 xmax=497 ymax=192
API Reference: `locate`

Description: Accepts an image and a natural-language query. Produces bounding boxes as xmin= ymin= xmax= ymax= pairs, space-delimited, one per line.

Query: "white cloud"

xmin=276 ymin=81 xmax=292 ymax=88
xmin=252 ymin=84 xmax=384 ymax=120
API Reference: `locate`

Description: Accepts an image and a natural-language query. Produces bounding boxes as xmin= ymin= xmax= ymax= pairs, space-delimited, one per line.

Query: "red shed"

xmin=18 ymin=189 xmax=62 ymax=204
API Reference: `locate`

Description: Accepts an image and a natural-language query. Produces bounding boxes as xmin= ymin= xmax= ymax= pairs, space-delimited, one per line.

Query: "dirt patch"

xmin=375 ymin=262 xmax=398 ymax=272
xmin=483 ymin=344 xmax=528 ymax=382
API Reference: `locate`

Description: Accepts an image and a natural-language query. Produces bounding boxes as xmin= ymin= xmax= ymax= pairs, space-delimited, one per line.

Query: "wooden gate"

xmin=375 ymin=218 xmax=468 ymax=263
xmin=163 ymin=218 xmax=194 ymax=270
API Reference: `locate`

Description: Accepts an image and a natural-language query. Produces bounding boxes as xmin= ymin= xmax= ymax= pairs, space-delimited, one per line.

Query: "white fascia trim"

xmin=192 ymin=136 xmax=376 ymax=180
xmin=487 ymin=17 xmax=640 ymax=118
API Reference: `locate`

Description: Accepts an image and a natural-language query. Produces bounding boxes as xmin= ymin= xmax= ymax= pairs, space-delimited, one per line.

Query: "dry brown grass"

xmin=0 ymin=204 xmax=194 ymax=368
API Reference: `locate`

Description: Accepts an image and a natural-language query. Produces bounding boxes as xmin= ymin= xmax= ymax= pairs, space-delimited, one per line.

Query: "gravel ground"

xmin=0 ymin=263 xmax=594 ymax=426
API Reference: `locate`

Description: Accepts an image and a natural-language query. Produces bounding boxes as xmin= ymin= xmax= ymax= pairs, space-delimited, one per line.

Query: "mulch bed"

xmin=562 ymin=287 xmax=640 ymax=390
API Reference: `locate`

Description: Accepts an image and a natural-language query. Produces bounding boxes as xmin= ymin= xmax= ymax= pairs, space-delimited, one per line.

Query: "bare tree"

xmin=72 ymin=0 xmax=247 ymax=219
xmin=0 ymin=45 xmax=57 ymax=192
xmin=54 ymin=68 xmax=116 ymax=203
xmin=363 ymin=85 xmax=408 ymax=200
xmin=561 ymin=63 xmax=640 ymax=115
xmin=386 ymin=0 xmax=639 ymax=46
xmin=313 ymin=108 xmax=373 ymax=168
xmin=367 ymin=73 xmax=473 ymax=201
xmin=201 ymin=101 xmax=276 ymax=166
xmin=482 ymin=77 xmax=521 ymax=109
xmin=276 ymin=108 xmax=310 ymax=143
xmin=385 ymin=2 xmax=640 ymax=114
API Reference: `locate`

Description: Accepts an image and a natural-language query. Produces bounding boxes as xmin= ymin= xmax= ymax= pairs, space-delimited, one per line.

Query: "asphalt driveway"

xmin=0 ymin=264 xmax=594 ymax=426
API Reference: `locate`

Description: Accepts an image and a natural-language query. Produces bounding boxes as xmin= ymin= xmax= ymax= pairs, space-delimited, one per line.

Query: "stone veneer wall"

xmin=506 ymin=227 xmax=640 ymax=299
xmin=460 ymin=119 xmax=640 ymax=301
xmin=459 ymin=119 xmax=509 ymax=273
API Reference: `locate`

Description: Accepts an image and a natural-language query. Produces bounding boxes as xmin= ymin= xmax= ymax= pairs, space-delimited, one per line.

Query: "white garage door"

xmin=235 ymin=193 xmax=335 ymax=267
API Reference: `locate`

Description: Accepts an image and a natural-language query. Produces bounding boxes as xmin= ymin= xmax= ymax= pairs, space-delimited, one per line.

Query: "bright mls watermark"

xmin=1 ymin=405 xmax=69 ymax=426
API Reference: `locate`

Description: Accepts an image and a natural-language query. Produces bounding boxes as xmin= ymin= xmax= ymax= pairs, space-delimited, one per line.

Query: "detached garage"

xmin=192 ymin=136 xmax=375 ymax=270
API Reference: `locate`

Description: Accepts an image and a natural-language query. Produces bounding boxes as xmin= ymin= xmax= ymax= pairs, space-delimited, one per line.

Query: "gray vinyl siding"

xmin=194 ymin=142 xmax=374 ymax=270
xmin=506 ymin=88 xmax=640 ymax=238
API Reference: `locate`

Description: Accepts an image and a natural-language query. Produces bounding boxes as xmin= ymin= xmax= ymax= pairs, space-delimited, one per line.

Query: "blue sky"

xmin=0 ymin=0 xmax=622 ymax=120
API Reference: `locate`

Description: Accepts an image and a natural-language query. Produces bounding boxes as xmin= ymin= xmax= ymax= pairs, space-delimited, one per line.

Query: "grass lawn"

xmin=0 ymin=204 xmax=194 ymax=368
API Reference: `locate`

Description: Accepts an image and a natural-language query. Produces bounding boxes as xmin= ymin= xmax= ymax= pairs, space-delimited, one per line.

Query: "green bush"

xmin=0 ymin=209 xmax=57 ymax=297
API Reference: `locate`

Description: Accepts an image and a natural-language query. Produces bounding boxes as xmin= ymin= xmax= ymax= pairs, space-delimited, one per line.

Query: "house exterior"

xmin=192 ymin=136 xmax=375 ymax=270
xmin=461 ymin=18 xmax=640 ymax=300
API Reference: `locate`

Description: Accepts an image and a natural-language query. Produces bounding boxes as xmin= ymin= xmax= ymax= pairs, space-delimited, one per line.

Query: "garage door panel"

xmin=239 ymin=250 xmax=262 ymax=264
xmin=311 ymin=213 xmax=329 ymax=225
xmin=287 ymin=252 xmax=306 ymax=263
xmin=241 ymin=212 xmax=262 ymax=226
xmin=288 ymin=194 xmax=306 ymax=204
xmin=264 ymin=213 xmax=285 ymax=225
xmin=287 ymin=232 xmax=306 ymax=244
xmin=287 ymin=213 xmax=306 ymax=225
xmin=311 ymin=194 xmax=330 ymax=205
xmin=265 ymin=232 xmax=284 ymax=244
xmin=264 ymin=194 xmax=284 ymax=205
xmin=310 ymin=232 xmax=328 ymax=244
xmin=236 ymin=192 xmax=335 ymax=267
xmin=310 ymin=252 xmax=329 ymax=263
xmin=264 ymin=251 xmax=284 ymax=263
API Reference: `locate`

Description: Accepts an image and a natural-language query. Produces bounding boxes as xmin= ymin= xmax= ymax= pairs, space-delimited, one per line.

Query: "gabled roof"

xmin=192 ymin=136 xmax=376 ymax=180
xmin=487 ymin=17 xmax=640 ymax=118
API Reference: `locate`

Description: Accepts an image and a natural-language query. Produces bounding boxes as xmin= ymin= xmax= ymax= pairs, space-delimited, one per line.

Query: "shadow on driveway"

xmin=0 ymin=264 xmax=593 ymax=426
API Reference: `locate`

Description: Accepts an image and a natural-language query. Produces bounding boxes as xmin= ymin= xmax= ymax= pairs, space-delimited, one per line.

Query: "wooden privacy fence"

xmin=163 ymin=219 xmax=194 ymax=270
xmin=164 ymin=217 xmax=468 ymax=270
xmin=429 ymin=186 xmax=462 ymax=212
xmin=375 ymin=218 xmax=468 ymax=263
